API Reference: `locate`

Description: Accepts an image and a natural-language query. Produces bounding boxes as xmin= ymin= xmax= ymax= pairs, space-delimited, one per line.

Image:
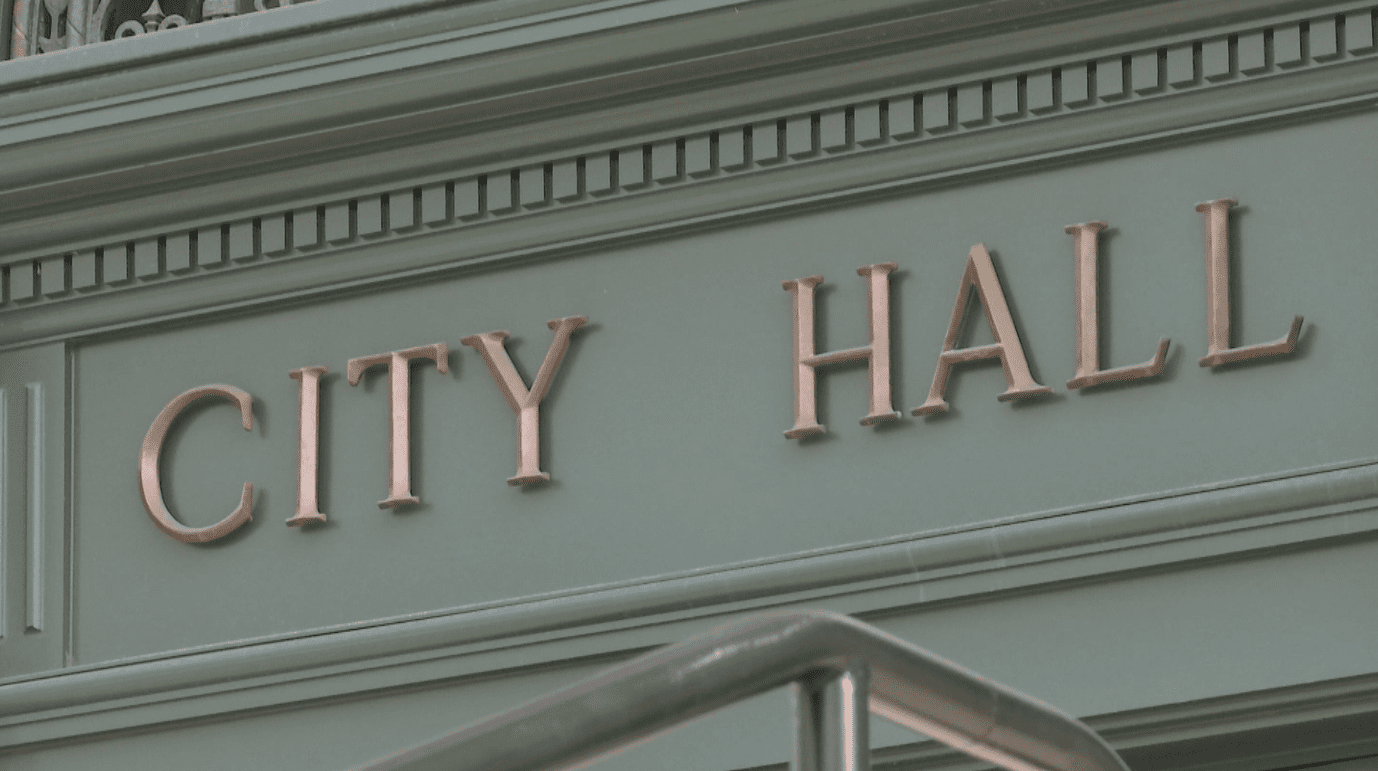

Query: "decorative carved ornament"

xmin=7 ymin=0 xmax=304 ymax=58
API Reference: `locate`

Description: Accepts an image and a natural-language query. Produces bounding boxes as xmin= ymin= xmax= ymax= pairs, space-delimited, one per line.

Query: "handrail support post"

xmin=792 ymin=664 xmax=871 ymax=771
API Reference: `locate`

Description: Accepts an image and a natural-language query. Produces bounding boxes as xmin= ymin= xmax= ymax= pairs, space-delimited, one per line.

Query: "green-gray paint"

xmin=62 ymin=113 xmax=1377 ymax=663
xmin=1 ymin=0 xmax=1376 ymax=769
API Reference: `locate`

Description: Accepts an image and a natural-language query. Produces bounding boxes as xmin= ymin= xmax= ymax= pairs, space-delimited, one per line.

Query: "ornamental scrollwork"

xmin=113 ymin=0 xmax=186 ymax=38
xmin=5 ymin=0 xmax=308 ymax=58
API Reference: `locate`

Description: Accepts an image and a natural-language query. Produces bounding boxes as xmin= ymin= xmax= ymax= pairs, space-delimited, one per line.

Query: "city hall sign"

xmin=139 ymin=198 xmax=1304 ymax=544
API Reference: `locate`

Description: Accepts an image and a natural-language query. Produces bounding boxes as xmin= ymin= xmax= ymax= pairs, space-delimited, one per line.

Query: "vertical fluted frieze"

xmin=323 ymin=204 xmax=349 ymax=245
xmin=71 ymin=250 xmax=97 ymax=290
xmin=488 ymin=170 xmax=517 ymax=212
xmin=956 ymin=83 xmax=984 ymax=126
xmin=1166 ymin=44 xmax=1196 ymax=87
xmin=854 ymin=103 xmax=882 ymax=145
xmin=1275 ymin=23 xmax=1303 ymax=67
xmin=552 ymin=160 xmax=579 ymax=200
xmin=617 ymin=147 xmax=648 ymax=189
xmin=1239 ymin=29 xmax=1268 ymax=73
xmin=1027 ymin=68 xmax=1056 ymax=111
xmin=261 ymin=215 xmax=288 ymax=255
xmin=752 ymin=122 xmax=783 ymax=165
xmin=1312 ymin=16 xmax=1340 ymax=59
xmin=888 ymin=93 xmax=918 ymax=137
xmin=8 ymin=262 xmax=36 ymax=301
xmin=133 ymin=237 xmax=159 ymax=279
xmin=358 ymin=197 xmax=384 ymax=236
xmin=166 ymin=231 xmax=192 ymax=271
xmin=819 ymin=110 xmax=847 ymax=152
xmin=585 ymin=152 xmax=614 ymax=194
xmin=456 ymin=178 xmax=480 ymax=218
xmin=389 ymin=190 xmax=419 ymax=230
xmin=519 ymin=164 xmax=549 ymax=207
xmin=921 ymin=88 xmax=952 ymax=133
xmin=1347 ymin=9 xmax=1376 ymax=52
xmin=1063 ymin=63 xmax=1092 ymax=105
xmin=718 ymin=127 xmax=748 ymax=168
xmin=992 ymin=76 xmax=1019 ymax=118
xmin=685 ymin=134 xmax=713 ymax=176
xmin=39 ymin=255 xmax=65 ymax=296
xmin=651 ymin=139 xmax=679 ymax=180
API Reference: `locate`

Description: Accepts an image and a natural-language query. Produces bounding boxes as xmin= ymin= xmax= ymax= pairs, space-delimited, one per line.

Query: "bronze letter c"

xmin=138 ymin=385 xmax=255 ymax=544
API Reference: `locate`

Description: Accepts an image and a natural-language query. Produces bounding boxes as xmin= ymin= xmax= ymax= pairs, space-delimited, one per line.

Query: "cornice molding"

xmin=1 ymin=456 xmax=1376 ymax=750
xmin=0 ymin=2 xmax=1374 ymax=349
xmin=0 ymin=0 xmax=1149 ymax=196
xmin=0 ymin=0 xmax=1362 ymax=218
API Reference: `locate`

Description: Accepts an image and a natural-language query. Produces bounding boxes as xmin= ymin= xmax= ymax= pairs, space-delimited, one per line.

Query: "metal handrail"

xmin=353 ymin=610 xmax=1129 ymax=771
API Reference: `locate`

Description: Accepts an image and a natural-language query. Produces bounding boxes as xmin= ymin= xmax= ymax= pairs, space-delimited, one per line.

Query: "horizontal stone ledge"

xmin=3 ymin=1 xmax=1371 ymax=267
xmin=2 ymin=457 xmax=1376 ymax=730
xmin=5 ymin=62 xmax=1378 ymax=346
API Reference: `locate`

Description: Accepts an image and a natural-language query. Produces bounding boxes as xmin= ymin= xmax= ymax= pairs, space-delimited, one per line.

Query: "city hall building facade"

xmin=1 ymin=0 xmax=1376 ymax=769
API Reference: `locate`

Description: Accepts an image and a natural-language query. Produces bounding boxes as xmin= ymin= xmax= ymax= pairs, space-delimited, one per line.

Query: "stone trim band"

xmin=1 ymin=4 xmax=1374 ymax=310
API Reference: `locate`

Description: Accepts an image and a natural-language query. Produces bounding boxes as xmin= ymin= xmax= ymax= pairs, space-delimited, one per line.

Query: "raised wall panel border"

xmin=1 ymin=456 xmax=1376 ymax=749
xmin=0 ymin=347 xmax=65 ymax=676
xmin=23 ymin=383 xmax=42 ymax=634
xmin=0 ymin=4 xmax=1373 ymax=319
xmin=0 ymin=388 xmax=5 ymax=642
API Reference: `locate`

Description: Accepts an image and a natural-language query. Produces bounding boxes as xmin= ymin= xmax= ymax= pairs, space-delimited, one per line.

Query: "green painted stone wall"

xmin=9 ymin=538 xmax=1378 ymax=771
xmin=66 ymin=112 xmax=1375 ymax=662
xmin=2 ymin=1 xmax=1377 ymax=769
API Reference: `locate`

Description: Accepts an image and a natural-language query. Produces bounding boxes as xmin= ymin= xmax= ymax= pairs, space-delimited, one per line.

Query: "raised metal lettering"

xmin=462 ymin=316 xmax=588 ymax=486
xmin=287 ymin=366 xmax=328 ymax=526
xmin=1196 ymin=198 xmax=1303 ymax=367
xmin=138 ymin=385 xmax=255 ymax=544
xmin=914 ymin=245 xmax=1051 ymax=416
xmin=782 ymin=264 xmax=900 ymax=438
xmin=347 ymin=344 xmax=449 ymax=508
xmin=1065 ymin=221 xmax=1169 ymax=389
